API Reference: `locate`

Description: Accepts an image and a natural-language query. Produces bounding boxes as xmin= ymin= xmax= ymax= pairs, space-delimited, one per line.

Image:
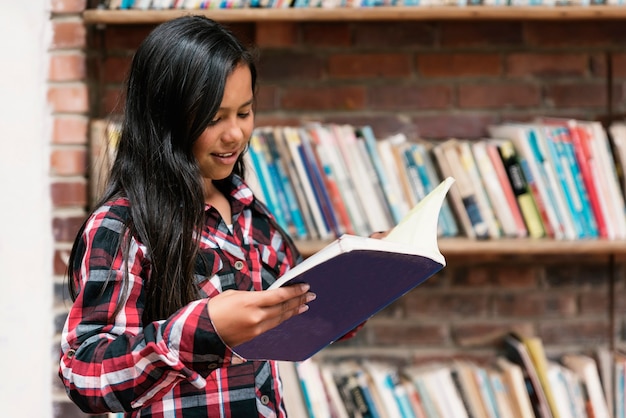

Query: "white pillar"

xmin=0 ymin=1 xmax=53 ymax=417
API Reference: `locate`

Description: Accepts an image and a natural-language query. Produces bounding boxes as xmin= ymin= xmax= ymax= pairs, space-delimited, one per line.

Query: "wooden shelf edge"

xmin=83 ymin=5 xmax=626 ymax=25
xmin=295 ymin=237 xmax=626 ymax=258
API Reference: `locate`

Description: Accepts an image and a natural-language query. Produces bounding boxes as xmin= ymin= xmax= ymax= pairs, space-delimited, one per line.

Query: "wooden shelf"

xmin=295 ymin=237 xmax=626 ymax=258
xmin=83 ymin=5 xmax=626 ymax=25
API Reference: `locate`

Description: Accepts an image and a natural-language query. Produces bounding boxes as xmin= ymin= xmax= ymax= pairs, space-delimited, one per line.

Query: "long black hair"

xmin=68 ymin=16 xmax=257 ymax=322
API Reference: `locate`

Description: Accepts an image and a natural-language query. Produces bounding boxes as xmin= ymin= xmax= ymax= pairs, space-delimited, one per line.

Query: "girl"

xmin=60 ymin=15 xmax=321 ymax=417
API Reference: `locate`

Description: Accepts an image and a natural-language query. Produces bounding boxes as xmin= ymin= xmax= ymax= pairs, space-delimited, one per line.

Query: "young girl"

xmin=59 ymin=15 xmax=325 ymax=417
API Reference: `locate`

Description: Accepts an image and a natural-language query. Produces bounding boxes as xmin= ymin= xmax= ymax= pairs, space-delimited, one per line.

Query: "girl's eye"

xmin=238 ymin=112 xmax=251 ymax=118
xmin=208 ymin=118 xmax=221 ymax=126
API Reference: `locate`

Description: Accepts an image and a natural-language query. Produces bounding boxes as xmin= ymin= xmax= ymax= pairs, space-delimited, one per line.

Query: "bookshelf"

xmin=67 ymin=5 xmax=626 ymax=417
xmin=83 ymin=6 xmax=626 ymax=24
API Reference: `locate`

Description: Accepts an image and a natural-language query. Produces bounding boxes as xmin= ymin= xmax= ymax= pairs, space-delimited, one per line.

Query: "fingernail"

xmin=299 ymin=304 xmax=310 ymax=313
xmin=306 ymin=292 xmax=316 ymax=302
xmin=300 ymin=283 xmax=310 ymax=292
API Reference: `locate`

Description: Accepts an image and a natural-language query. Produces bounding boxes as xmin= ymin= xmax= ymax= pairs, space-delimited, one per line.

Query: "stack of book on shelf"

xmin=91 ymin=117 xmax=626 ymax=242
xmin=245 ymin=123 xmax=459 ymax=241
xmin=100 ymin=0 xmax=626 ymax=10
xmin=280 ymin=333 xmax=625 ymax=418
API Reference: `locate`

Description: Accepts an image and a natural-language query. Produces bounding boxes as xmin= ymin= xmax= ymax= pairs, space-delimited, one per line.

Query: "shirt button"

xmin=208 ymin=362 xmax=218 ymax=370
xmin=260 ymin=395 xmax=270 ymax=405
xmin=66 ymin=349 xmax=76 ymax=359
xmin=234 ymin=260 xmax=245 ymax=271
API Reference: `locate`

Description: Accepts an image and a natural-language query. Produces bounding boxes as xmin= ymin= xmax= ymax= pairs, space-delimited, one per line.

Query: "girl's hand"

xmin=207 ymin=283 xmax=316 ymax=348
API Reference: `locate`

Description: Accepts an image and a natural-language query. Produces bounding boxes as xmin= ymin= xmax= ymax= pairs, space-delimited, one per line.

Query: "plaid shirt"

xmin=59 ymin=175 xmax=302 ymax=417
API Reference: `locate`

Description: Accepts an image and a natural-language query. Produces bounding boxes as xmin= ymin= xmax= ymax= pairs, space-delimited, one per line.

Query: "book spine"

xmin=544 ymin=127 xmax=587 ymax=239
xmin=569 ymin=123 xmax=608 ymax=238
xmin=485 ymin=142 xmax=529 ymax=238
xmin=496 ymin=139 xmax=546 ymax=238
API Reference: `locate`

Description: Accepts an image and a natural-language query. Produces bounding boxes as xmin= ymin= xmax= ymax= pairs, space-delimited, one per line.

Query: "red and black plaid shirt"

xmin=60 ymin=175 xmax=302 ymax=417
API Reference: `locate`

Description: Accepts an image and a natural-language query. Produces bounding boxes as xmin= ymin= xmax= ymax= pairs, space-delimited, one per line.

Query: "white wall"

xmin=0 ymin=1 xmax=53 ymax=417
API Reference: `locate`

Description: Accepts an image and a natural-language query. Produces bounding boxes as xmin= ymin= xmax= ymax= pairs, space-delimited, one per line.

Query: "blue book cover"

xmin=557 ymin=128 xmax=599 ymax=238
xmin=359 ymin=126 xmax=404 ymax=225
xmin=263 ymin=130 xmax=308 ymax=239
xmin=414 ymin=143 xmax=459 ymax=237
xmin=544 ymin=127 xmax=586 ymax=239
xmin=298 ymin=133 xmax=340 ymax=236
xmin=247 ymin=137 xmax=285 ymax=229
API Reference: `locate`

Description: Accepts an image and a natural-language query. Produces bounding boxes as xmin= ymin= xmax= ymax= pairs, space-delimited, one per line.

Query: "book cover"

xmin=232 ymin=177 xmax=454 ymax=361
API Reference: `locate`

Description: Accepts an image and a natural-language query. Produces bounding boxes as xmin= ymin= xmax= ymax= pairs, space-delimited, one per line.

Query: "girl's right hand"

xmin=207 ymin=283 xmax=316 ymax=348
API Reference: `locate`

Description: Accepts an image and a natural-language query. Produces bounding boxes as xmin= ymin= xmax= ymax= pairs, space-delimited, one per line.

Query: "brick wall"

xmin=49 ymin=3 xmax=626 ymax=416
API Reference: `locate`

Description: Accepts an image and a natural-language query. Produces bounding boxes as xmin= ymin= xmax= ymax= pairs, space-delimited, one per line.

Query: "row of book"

xmin=92 ymin=117 xmax=626 ymax=241
xmin=282 ymin=333 xmax=621 ymax=418
xmin=246 ymin=118 xmax=626 ymax=242
xmin=102 ymin=0 xmax=626 ymax=10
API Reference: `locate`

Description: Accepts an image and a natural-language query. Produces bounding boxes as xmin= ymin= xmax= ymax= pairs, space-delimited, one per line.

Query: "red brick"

xmin=52 ymin=215 xmax=87 ymax=243
xmin=580 ymin=291 xmax=611 ymax=316
xmin=101 ymin=87 xmax=126 ymax=116
xmin=328 ymin=53 xmax=412 ymax=79
xmin=255 ymin=22 xmax=298 ymax=48
xmin=52 ymin=117 xmax=88 ymax=145
xmin=405 ymin=293 xmax=489 ymax=318
xmin=280 ymin=86 xmax=366 ymax=111
xmin=612 ymin=53 xmax=626 ymax=79
xmin=51 ymin=20 xmax=86 ymax=50
xmin=368 ymin=321 xmax=448 ymax=346
xmin=458 ymin=83 xmax=541 ymax=109
xmin=302 ymin=23 xmax=351 ymax=47
xmin=103 ymin=55 xmax=132 ymax=84
xmin=255 ymin=84 xmax=279 ymax=112
xmin=48 ymin=84 xmax=89 ymax=113
xmin=494 ymin=293 xmax=577 ymax=318
xmin=254 ymin=115 xmax=303 ymax=129
xmin=103 ymin=25 xmax=155 ymax=51
xmin=225 ymin=23 xmax=255 ymax=47
xmin=546 ymin=83 xmax=607 ymax=108
xmin=525 ymin=21 xmax=626 ymax=48
xmin=257 ymin=52 xmax=324 ymax=82
xmin=321 ymin=114 xmax=420 ymax=140
xmin=51 ymin=181 xmax=87 ymax=207
xmin=452 ymin=323 xmax=534 ymax=348
xmin=538 ymin=320 xmax=610 ymax=345
xmin=492 ymin=265 xmax=539 ymax=288
xmin=506 ymin=53 xmax=588 ymax=78
xmin=49 ymin=52 xmax=86 ymax=81
xmin=53 ymin=249 xmax=71 ymax=276
xmin=440 ymin=21 xmax=524 ymax=48
xmin=413 ymin=113 xmax=499 ymax=139
xmin=417 ymin=53 xmax=502 ymax=78
xmin=353 ymin=22 xmax=435 ymax=48
xmin=50 ymin=148 xmax=87 ymax=176
xmin=368 ymin=84 xmax=452 ymax=110
xmin=50 ymin=0 xmax=86 ymax=13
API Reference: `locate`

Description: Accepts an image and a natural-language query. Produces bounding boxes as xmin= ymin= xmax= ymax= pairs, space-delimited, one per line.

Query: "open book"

xmin=232 ymin=177 xmax=456 ymax=361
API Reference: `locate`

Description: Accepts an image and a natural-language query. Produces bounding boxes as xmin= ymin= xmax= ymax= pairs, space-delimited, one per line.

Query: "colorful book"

xmin=433 ymin=140 xmax=489 ymax=239
xmin=232 ymin=177 xmax=454 ymax=361
xmin=491 ymin=138 xmax=546 ymax=238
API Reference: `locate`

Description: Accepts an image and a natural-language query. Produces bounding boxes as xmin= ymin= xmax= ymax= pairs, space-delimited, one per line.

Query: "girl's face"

xmin=192 ymin=63 xmax=254 ymax=185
